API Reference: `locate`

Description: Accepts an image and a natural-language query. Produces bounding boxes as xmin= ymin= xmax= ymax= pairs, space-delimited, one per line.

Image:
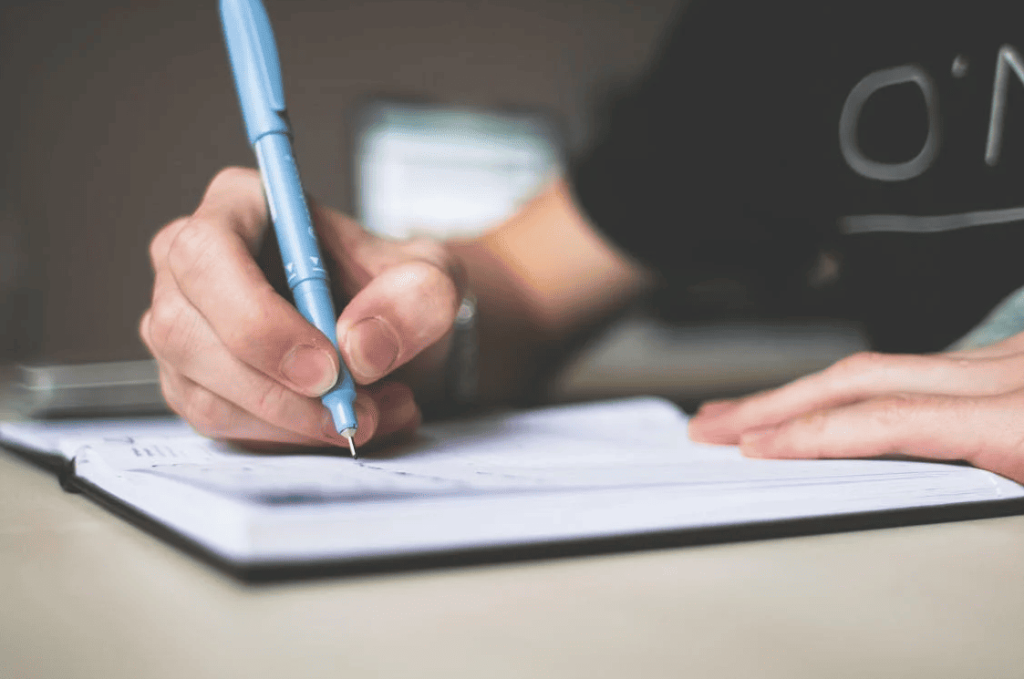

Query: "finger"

xmin=156 ymin=358 xmax=420 ymax=451
xmin=308 ymin=199 xmax=383 ymax=295
xmin=693 ymin=332 xmax=1024 ymax=425
xmin=142 ymin=288 xmax=351 ymax=446
xmin=309 ymin=202 xmax=465 ymax=384
xmin=155 ymin=363 xmax=335 ymax=447
xmin=155 ymin=358 xmax=407 ymax=450
xmin=310 ymin=199 xmax=465 ymax=290
xmin=148 ymin=216 xmax=189 ymax=273
xmin=144 ymin=290 xmax=420 ymax=449
xmin=689 ymin=350 xmax=1024 ymax=444
xmin=946 ymin=330 xmax=1024 ymax=358
xmin=738 ymin=392 xmax=1024 ymax=484
xmin=165 ymin=168 xmax=341 ymax=397
xmin=336 ymin=259 xmax=461 ymax=384
xmin=359 ymin=381 xmax=422 ymax=447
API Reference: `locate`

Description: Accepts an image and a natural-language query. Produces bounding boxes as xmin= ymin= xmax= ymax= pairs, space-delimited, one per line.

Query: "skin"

xmin=143 ymin=168 xmax=1024 ymax=484
xmin=141 ymin=168 xmax=647 ymax=450
xmin=688 ymin=335 xmax=1024 ymax=484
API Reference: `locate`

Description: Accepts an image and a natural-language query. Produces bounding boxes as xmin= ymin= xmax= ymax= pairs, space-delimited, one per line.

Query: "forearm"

xmin=446 ymin=238 xmax=551 ymax=404
xmin=448 ymin=179 xmax=653 ymax=405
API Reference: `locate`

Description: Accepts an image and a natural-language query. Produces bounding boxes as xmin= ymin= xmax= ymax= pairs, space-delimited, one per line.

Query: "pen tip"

xmin=346 ymin=435 xmax=357 ymax=459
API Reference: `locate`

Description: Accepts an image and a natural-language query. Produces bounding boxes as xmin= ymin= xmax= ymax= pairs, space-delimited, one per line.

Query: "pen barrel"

xmin=255 ymin=134 xmax=359 ymax=433
xmin=254 ymin=133 xmax=328 ymax=289
xmin=292 ymin=278 xmax=340 ymax=345
xmin=295 ymin=277 xmax=358 ymax=433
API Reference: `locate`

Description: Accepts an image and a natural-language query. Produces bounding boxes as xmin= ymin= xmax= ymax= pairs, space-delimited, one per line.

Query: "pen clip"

xmin=220 ymin=0 xmax=288 ymax=144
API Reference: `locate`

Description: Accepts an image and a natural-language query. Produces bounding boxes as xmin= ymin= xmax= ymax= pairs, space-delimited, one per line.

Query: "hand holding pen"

xmin=141 ymin=165 xmax=464 ymax=450
xmin=140 ymin=0 xmax=466 ymax=451
xmin=221 ymin=0 xmax=362 ymax=453
xmin=140 ymin=0 xmax=652 ymax=452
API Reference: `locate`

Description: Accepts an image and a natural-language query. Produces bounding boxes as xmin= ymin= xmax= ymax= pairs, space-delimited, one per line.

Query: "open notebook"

xmin=3 ymin=397 xmax=1023 ymax=580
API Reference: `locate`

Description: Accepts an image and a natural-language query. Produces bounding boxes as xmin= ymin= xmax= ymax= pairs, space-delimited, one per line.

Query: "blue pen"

xmin=220 ymin=0 xmax=359 ymax=457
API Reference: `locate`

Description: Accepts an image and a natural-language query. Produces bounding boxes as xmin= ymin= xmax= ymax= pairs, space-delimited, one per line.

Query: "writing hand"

xmin=141 ymin=168 xmax=463 ymax=450
xmin=688 ymin=333 xmax=1024 ymax=484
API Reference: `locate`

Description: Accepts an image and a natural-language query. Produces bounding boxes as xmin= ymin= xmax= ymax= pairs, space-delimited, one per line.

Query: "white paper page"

xmin=65 ymin=398 xmax=1024 ymax=564
xmin=0 ymin=417 xmax=193 ymax=459
xmin=80 ymin=397 xmax=1024 ymax=501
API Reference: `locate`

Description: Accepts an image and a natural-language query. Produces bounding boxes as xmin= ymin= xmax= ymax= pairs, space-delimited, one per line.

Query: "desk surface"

xmin=2 ymin=449 xmax=1023 ymax=679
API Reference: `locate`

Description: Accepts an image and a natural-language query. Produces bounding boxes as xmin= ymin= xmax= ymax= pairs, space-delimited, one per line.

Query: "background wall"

xmin=0 ymin=0 xmax=679 ymax=364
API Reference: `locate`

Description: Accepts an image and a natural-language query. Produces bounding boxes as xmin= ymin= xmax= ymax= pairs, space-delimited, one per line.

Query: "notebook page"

xmin=0 ymin=417 xmax=192 ymax=459
xmin=65 ymin=397 xmax=1024 ymax=563
xmin=77 ymin=397 xmax=1024 ymax=502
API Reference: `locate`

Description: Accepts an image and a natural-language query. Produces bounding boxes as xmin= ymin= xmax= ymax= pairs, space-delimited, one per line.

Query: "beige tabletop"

xmin=1 ymin=448 xmax=1023 ymax=679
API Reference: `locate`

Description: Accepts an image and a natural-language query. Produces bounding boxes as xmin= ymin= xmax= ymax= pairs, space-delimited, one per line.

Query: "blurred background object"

xmin=0 ymin=0 xmax=677 ymax=363
xmin=548 ymin=317 xmax=867 ymax=411
xmin=0 ymin=205 xmax=42 ymax=364
xmin=353 ymin=100 xmax=562 ymax=240
xmin=9 ymin=360 xmax=167 ymax=418
xmin=0 ymin=0 xmax=865 ymax=408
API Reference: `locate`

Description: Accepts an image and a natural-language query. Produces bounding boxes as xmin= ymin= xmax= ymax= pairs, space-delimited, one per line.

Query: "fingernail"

xmin=696 ymin=401 xmax=738 ymax=418
xmin=688 ymin=418 xmax=737 ymax=445
xmin=344 ymin=317 xmax=400 ymax=382
xmin=281 ymin=345 xmax=338 ymax=396
xmin=321 ymin=409 xmax=350 ymax=443
xmin=350 ymin=392 xmax=377 ymax=447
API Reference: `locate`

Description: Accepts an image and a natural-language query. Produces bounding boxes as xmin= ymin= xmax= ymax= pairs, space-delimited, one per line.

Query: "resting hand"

xmin=688 ymin=333 xmax=1024 ymax=484
xmin=141 ymin=168 xmax=463 ymax=449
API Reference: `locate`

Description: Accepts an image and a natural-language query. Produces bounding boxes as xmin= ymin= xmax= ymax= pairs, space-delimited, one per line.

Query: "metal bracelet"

xmin=443 ymin=292 xmax=478 ymax=409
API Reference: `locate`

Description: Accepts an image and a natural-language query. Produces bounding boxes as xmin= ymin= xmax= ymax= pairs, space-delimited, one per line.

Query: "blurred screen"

xmin=353 ymin=100 xmax=562 ymax=239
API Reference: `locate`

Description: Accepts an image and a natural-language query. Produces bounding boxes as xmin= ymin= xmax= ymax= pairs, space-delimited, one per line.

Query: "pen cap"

xmin=220 ymin=0 xmax=290 ymax=145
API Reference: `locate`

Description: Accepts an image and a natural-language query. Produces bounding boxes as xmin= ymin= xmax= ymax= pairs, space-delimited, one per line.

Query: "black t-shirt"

xmin=571 ymin=0 xmax=1024 ymax=352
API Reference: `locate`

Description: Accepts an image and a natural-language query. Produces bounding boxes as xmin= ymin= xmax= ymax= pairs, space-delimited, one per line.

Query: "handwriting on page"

xmin=82 ymin=397 xmax=1011 ymax=507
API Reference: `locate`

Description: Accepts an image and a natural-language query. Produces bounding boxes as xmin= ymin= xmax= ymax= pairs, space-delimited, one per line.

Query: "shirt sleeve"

xmin=569 ymin=0 xmax=826 ymax=311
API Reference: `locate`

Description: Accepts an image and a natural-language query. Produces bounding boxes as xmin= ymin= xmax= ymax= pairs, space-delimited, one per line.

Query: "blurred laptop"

xmin=5 ymin=360 xmax=168 ymax=419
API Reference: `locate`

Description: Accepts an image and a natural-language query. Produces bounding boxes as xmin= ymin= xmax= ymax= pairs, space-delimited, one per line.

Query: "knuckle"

xmin=404 ymin=237 xmax=449 ymax=266
xmin=184 ymin=388 xmax=234 ymax=438
xmin=869 ymin=393 xmax=920 ymax=428
xmin=148 ymin=217 xmax=187 ymax=267
xmin=167 ymin=217 xmax=217 ymax=279
xmin=793 ymin=409 xmax=831 ymax=439
xmin=397 ymin=262 xmax=460 ymax=340
xmin=209 ymin=166 xmax=258 ymax=192
xmin=216 ymin=299 xmax=269 ymax=359
xmin=145 ymin=292 xmax=195 ymax=360
xmin=156 ymin=374 xmax=183 ymax=416
xmin=250 ymin=379 xmax=295 ymax=426
xmin=138 ymin=310 xmax=154 ymax=351
xmin=409 ymin=259 xmax=459 ymax=305
xmin=404 ymin=238 xmax=464 ymax=290
xmin=148 ymin=232 xmax=167 ymax=269
xmin=834 ymin=351 xmax=891 ymax=375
